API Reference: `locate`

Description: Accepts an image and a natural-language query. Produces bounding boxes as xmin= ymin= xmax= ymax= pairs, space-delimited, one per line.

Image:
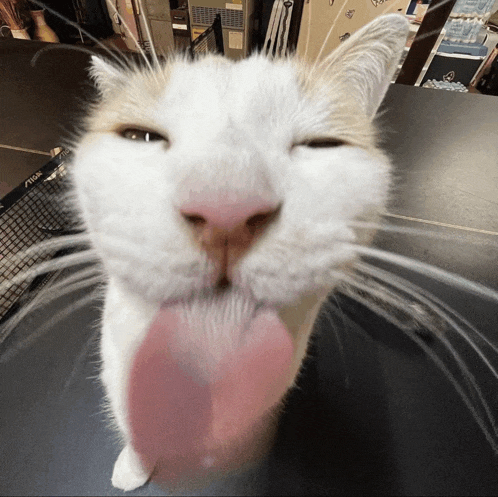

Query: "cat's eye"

xmin=298 ymin=138 xmax=347 ymax=148
xmin=118 ymin=127 xmax=167 ymax=143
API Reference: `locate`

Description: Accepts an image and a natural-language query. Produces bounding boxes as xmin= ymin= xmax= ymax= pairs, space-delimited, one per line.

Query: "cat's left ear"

xmin=89 ymin=56 xmax=126 ymax=96
xmin=320 ymin=14 xmax=409 ymax=118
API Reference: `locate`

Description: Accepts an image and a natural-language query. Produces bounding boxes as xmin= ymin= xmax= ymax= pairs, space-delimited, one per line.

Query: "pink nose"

xmin=179 ymin=196 xmax=280 ymax=255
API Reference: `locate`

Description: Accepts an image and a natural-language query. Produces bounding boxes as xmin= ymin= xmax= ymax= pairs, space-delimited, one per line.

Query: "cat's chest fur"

xmin=69 ymin=14 xmax=409 ymax=491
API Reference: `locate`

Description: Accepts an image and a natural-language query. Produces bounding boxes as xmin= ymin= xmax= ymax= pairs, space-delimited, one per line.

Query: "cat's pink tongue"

xmin=128 ymin=297 xmax=293 ymax=486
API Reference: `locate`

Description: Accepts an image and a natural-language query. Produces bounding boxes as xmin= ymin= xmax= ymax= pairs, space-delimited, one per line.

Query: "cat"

xmin=2 ymin=7 xmax=498 ymax=493
xmin=63 ymin=13 xmax=412 ymax=491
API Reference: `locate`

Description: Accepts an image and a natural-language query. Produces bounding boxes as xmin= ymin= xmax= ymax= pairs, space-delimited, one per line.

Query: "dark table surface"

xmin=1 ymin=38 xmax=498 ymax=496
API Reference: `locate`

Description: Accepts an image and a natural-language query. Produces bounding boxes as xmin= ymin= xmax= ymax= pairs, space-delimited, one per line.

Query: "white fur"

xmin=71 ymin=15 xmax=409 ymax=491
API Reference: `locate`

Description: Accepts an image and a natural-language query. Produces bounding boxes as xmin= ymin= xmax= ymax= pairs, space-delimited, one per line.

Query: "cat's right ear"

xmin=89 ymin=56 xmax=125 ymax=96
xmin=316 ymin=14 xmax=409 ymax=119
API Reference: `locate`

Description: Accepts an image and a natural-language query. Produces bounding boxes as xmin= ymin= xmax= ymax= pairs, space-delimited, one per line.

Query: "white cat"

xmin=66 ymin=14 xmax=410 ymax=491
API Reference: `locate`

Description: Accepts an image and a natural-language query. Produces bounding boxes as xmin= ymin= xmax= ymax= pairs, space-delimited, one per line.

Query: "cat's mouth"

xmin=128 ymin=285 xmax=296 ymax=484
xmin=156 ymin=286 xmax=291 ymax=379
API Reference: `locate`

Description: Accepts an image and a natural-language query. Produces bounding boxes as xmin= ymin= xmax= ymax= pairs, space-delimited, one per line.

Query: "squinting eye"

xmin=296 ymin=138 xmax=347 ymax=148
xmin=118 ymin=127 xmax=167 ymax=143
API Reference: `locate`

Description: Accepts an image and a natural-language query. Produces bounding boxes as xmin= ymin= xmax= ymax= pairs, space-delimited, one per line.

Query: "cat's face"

xmin=71 ymin=15 xmax=408 ymax=329
xmin=66 ymin=15 xmax=410 ymax=486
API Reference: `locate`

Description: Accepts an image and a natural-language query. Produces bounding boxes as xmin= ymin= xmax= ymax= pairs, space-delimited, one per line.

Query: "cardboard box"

xmin=297 ymin=0 xmax=412 ymax=63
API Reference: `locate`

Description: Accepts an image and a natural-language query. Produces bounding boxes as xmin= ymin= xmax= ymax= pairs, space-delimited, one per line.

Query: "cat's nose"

xmin=180 ymin=197 xmax=280 ymax=254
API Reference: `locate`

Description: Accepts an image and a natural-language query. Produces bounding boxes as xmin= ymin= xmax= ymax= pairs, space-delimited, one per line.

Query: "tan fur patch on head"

xmin=293 ymin=58 xmax=377 ymax=151
xmin=85 ymin=61 xmax=175 ymax=134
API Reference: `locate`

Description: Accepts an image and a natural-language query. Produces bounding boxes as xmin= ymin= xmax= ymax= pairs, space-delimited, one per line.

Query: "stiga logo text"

xmin=24 ymin=172 xmax=42 ymax=188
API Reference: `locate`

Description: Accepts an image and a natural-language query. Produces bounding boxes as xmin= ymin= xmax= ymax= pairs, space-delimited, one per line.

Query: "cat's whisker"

xmin=312 ymin=0 xmax=349 ymax=70
xmin=0 ymin=270 xmax=103 ymax=345
xmin=1 ymin=232 xmax=92 ymax=265
xmin=0 ymin=289 xmax=100 ymax=364
xmin=302 ymin=0 xmax=312 ymax=61
xmin=103 ymin=0 xmax=154 ymax=73
xmin=383 ymin=213 xmax=498 ymax=236
xmin=355 ymin=260 xmax=498 ymax=362
xmin=349 ymin=220 xmax=498 ymax=245
xmin=88 ymin=357 xmax=103 ymax=366
xmin=411 ymin=26 xmax=450 ymax=44
xmin=345 ymin=243 xmax=498 ymax=302
xmin=353 ymin=262 xmax=498 ymax=439
xmin=60 ymin=328 xmax=100 ymax=400
xmin=86 ymin=374 xmax=102 ymax=381
xmin=31 ymin=43 xmax=125 ymax=70
xmin=339 ymin=270 xmax=442 ymax=332
xmin=426 ymin=0 xmax=459 ymax=15
xmin=0 ymin=249 xmax=100 ymax=296
xmin=339 ymin=271 xmax=498 ymax=444
xmin=401 ymin=323 xmax=498 ymax=452
xmin=35 ymin=265 xmax=103 ymax=306
xmin=135 ymin=0 xmax=160 ymax=69
xmin=319 ymin=298 xmax=351 ymax=389
xmin=29 ymin=0 xmax=131 ymax=71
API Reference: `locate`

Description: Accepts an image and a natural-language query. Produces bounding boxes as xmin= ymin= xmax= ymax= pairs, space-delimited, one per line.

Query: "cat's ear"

xmin=89 ymin=55 xmax=126 ymax=96
xmin=321 ymin=14 xmax=409 ymax=118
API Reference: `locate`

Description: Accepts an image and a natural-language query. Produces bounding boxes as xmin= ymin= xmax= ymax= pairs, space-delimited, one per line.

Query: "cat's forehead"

xmin=151 ymin=54 xmax=344 ymax=146
xmin=165 ymin=56 xmax=298 ymax=103
xmin=154 ymin=56 xmax=304 ymax=128
xmin=91 ymin=54 xmax=367 ymax=147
